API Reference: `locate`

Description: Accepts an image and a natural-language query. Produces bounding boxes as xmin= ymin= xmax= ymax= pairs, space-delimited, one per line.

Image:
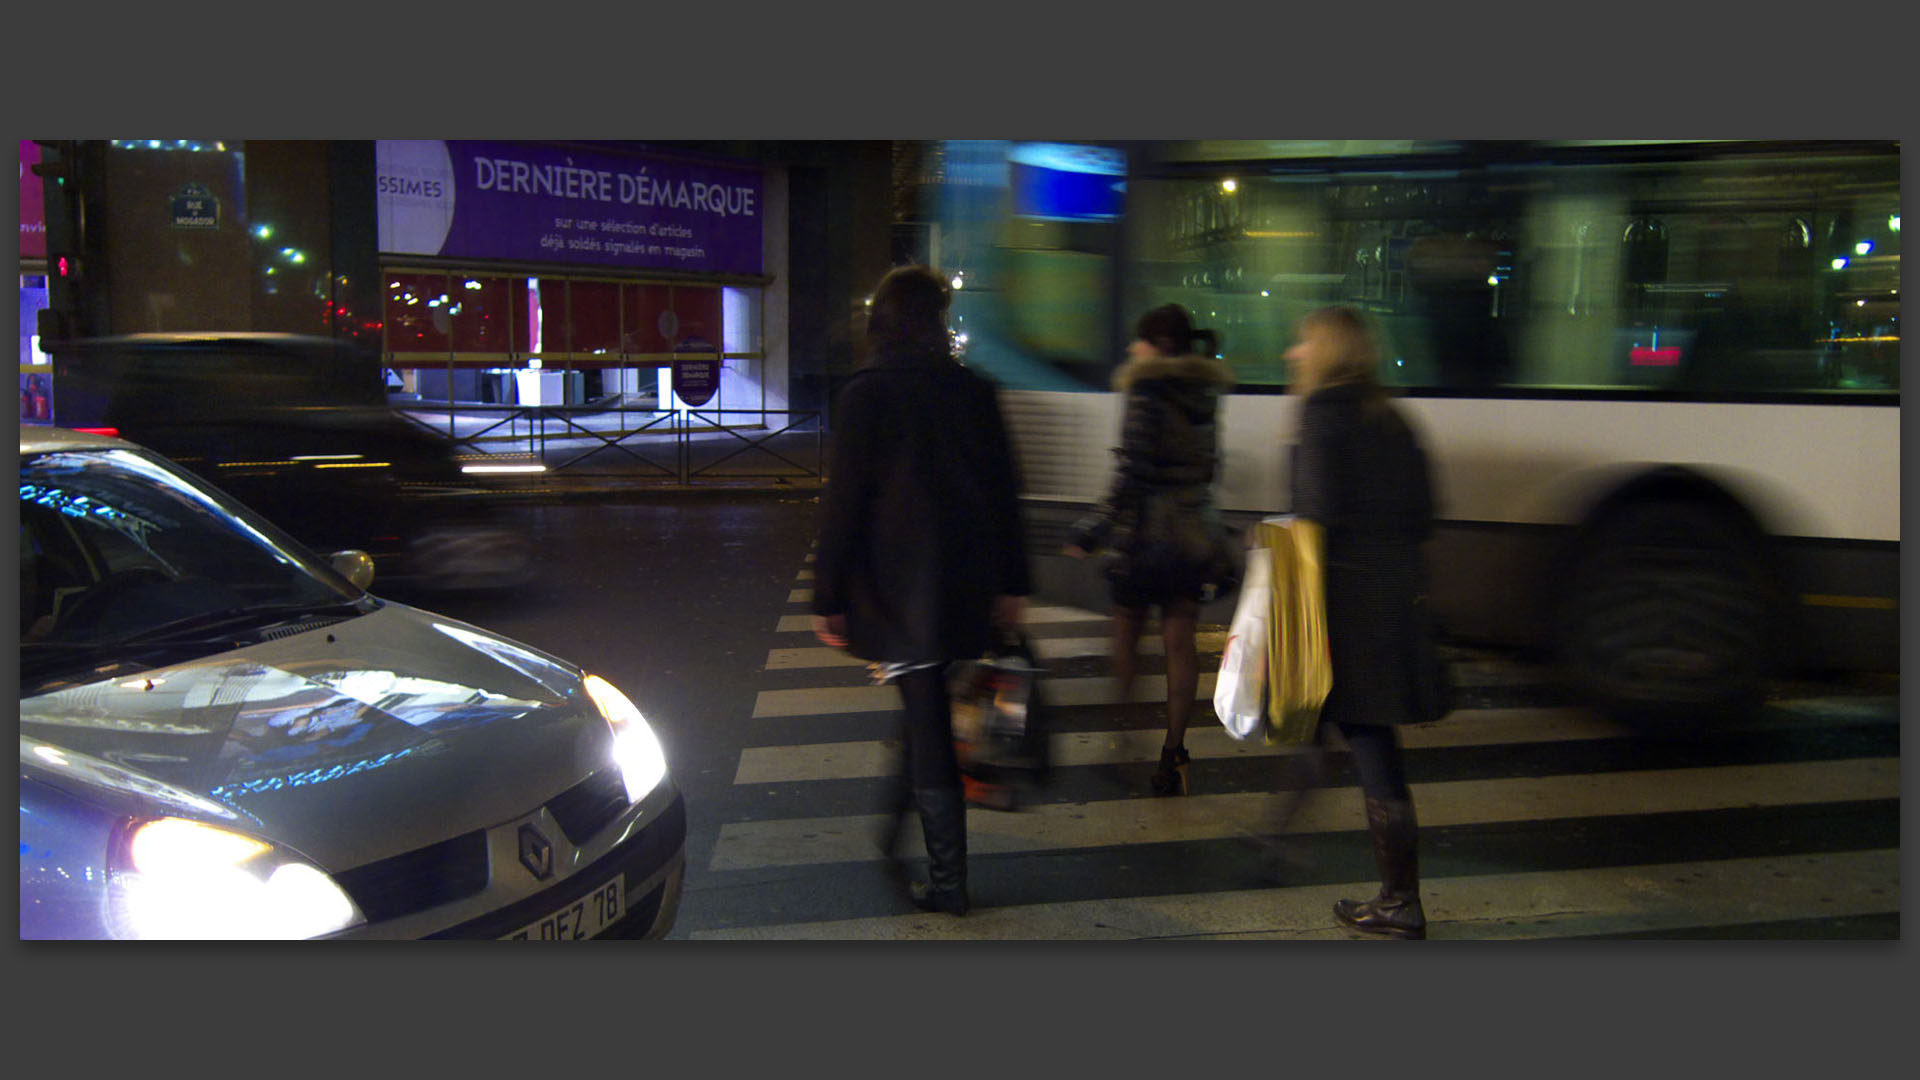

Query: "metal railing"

xmin=680 ymin=408 xmax=827 ymax=483
xmin=395 ymin=403 xmax=824 ymax=485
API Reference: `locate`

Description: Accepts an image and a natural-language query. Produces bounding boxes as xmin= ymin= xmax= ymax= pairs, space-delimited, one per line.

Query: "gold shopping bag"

xmin=1254 ymin=516 xmax=1330 ymax=744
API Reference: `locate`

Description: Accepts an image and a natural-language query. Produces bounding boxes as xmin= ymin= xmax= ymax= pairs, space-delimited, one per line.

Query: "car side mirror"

xmin=329 ymin=550 xmax=376 ymax=591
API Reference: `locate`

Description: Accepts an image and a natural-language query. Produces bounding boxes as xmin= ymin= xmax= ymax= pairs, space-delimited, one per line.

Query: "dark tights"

xmin=895 ymin=663 xmax=960 ymax=789
xmin=1335 ymin=721 xmax=1411 ymax=802
xmin=1111 ymin=596 xmax=1202 ymax=751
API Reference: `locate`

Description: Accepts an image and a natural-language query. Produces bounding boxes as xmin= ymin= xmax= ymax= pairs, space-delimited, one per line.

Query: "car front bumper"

xmin=334 ymin=785 xmax=687 ymax=940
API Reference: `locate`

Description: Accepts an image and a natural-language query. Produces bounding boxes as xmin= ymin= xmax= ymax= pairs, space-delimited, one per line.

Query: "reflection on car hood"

xmin=18 ymin=602 xmax=611 ymax=872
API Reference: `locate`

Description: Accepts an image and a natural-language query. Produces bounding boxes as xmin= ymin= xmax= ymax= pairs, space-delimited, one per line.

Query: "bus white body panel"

xmin=1003 ymin=389 xmax=1898 ymax=544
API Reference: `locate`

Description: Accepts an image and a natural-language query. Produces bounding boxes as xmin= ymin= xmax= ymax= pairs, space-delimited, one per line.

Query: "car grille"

xmin=424 ymin=793 xmax=686 ymax=941
xmin=331 ymin=770 xmax=630 ymax=926
xmin=335 ymin=830 xmax=489 ymax=924
xmin=546 ymin=768 xmax=629 ymax=846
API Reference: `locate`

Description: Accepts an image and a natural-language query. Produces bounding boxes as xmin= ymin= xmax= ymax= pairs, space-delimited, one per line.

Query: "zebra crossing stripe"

xmin=1024 ymin=605 xmax=1119 ymax=624
xmin=731 ymin=701 xmax=1885 ymax=784
xmin=751 ymin=673 xmax=1217 ymax=718
xmin=686 ymin=847 xmax=1898 ymax=940
xmin=735 ymin=739 xmax=904 ymax=784
xmin=789 ymin=588 xmax=813 ymax=604
xmin=764 ymin=637 xmax=1554 ymax=689
xmin=765 ymin=633 xmax=1231 ymax=670
xmin=775 ymin=606 xmax=1114 ymax=633
xmin=707 ymin=756 xmax=1897 ymax=871
xmin=732 ymin=708 xmax=1607 ymax=783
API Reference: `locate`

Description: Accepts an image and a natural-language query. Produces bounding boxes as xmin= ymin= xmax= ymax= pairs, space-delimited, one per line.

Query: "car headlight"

xmin=108 ymin=817 xmax=366 ymax=940
xmin=583 ymin=674 xmax=668 ymax=803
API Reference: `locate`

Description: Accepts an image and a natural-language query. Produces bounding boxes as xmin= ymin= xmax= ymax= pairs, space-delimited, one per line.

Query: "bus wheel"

xmin=1553 ymin=499 xmax=1774 ymax=731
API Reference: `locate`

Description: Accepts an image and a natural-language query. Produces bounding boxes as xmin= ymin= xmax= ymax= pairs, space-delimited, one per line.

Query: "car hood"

xmin=18 ymin=602 xmax=616 ymax=873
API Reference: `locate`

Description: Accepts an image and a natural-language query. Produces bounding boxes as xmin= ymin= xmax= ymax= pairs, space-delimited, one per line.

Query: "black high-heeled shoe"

xmin=1149 ymin=745 xmax=1191 ymax=796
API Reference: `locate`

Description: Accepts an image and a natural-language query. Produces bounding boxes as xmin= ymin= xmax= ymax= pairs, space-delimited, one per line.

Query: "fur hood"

xmin=1112 ymin=352 xmax=1237 ymax=393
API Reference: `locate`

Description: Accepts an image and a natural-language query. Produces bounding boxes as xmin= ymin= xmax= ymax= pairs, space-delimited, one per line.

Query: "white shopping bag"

xmin=1212 ymin=543 xmax=1272 ymax=740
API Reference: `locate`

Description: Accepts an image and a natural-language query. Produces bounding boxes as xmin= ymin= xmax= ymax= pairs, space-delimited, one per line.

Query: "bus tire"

xmin=1552 ymin=498 xmax=1775 ymax=731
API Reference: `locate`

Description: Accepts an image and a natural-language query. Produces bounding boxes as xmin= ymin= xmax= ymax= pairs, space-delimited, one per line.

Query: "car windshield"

xmin=20 ymin=447 xmax=368 ymax=687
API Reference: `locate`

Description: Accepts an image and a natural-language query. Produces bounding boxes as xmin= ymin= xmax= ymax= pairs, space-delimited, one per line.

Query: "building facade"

xmin=25 ymin=139 xmax=895 ymax=426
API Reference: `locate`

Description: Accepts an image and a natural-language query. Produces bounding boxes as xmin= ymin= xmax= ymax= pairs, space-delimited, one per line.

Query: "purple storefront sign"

xmin=21 ymin=141 xmax=47 ymax=260
xmin=375 ymin=140 xmax=762 ymax=277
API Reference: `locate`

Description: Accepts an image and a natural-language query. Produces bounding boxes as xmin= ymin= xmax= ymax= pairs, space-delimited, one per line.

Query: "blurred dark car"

xmin=47 ymin=333 xmax=532 ymax=591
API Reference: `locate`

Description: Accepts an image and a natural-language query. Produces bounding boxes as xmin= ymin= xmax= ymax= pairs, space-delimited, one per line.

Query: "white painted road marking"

xmin=690 ymin=848 xmax=1898 ymax=940
xmin=709 ymin=757 xmax=1897 ymax=871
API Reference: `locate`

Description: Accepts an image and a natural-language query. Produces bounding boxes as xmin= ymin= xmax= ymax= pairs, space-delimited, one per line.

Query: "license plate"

xmin=502 ymin=875 xmax=625 ymax=940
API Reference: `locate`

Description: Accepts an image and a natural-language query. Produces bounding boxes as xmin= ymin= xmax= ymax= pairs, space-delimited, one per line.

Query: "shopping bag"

xmin=1255 ymin=515 xmax=1331 ymax=744
xmin=950 ymin=630 xmax=1050 ymax=803
xmin=1213 ymin=541 xmax=1272 ymax=741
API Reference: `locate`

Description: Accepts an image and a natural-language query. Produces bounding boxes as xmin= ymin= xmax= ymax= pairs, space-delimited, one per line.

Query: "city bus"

xmin=919 ymin=139 xmax=1899 ymax=726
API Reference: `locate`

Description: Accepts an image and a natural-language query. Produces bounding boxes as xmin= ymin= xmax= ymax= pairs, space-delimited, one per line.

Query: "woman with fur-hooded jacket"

xmin=1065 ymin=303 xmax=1236 ymax=796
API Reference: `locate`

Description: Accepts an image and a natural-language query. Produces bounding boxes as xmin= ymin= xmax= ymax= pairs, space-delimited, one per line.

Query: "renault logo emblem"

xmin=518 ymin=824 xmax=555 ymax=880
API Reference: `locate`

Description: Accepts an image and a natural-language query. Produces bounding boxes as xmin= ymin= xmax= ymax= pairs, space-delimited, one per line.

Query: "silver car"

xmin=20 ymin=427 xmax=685 ymax=939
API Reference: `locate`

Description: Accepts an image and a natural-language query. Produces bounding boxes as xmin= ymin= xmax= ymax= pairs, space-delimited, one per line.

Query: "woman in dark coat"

xmin=811 ymin=265 xmax=1031 ymax=917
xmin=1286 ymin=305 xmax=1443 ymax=939
xmin=1065 ymin=304 xmax=1235 ymax=796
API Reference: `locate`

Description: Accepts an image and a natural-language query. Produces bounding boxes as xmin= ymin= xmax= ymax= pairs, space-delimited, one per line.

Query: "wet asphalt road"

xmin=383 ymin=493 xmax=1899 ymax=940
xmin=378 ymin=491 xmax=829 ymax=929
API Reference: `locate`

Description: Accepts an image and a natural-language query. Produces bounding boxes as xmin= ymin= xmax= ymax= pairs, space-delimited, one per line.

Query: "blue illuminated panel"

xmin=1008 ymin=143 xmax=1125 ymax=221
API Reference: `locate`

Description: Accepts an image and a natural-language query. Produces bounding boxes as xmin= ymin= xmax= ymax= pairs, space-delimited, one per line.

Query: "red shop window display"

xmin=621 ymin=283 xmax=674 ymax=361
xmin=568 ymin=279 xmax=622 ymax=365
xmin=450 ymin=274 xmax=529 ymax=357
xmin=528 ymin=277 xmax=572 ymax=358
xmin=385 ymin=271 xmax=452 ymax=356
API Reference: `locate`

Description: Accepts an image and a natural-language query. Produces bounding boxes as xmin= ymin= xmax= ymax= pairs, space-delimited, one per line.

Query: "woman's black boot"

xmin=1149 ymin=745 xmax=1191 ymax=796
xmin=1333 ymin=795 xmax=1426 ymax=939
xmin=909 ymin=786 xmax=970 ymax=915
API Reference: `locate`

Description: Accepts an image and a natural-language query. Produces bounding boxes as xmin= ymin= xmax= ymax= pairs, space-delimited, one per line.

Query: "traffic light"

xmin=33 ymin=140 xmax=89 ymax=342
xmin=30 ymin=142 xmax=72 ymax=189
xmin=32 ymin=141 xmax=79 ymax=252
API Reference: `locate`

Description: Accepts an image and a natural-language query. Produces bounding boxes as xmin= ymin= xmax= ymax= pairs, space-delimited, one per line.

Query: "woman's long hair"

xmin=867 ymin=265 xmax=953 ymax=360
xmin=1298 ymin=305 xmax=1391 ymax=412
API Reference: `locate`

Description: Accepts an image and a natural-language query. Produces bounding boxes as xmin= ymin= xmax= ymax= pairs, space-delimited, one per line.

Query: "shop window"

xmin=621 ymin=283 xmax=673 ymax=360
xmin=450 ymin=275 xmax=528 ymax=356
xmin=723 ymin=286 xmax=762 ymax=355
xmin=568 ymin=280 xmax=622 ymax=360
xmin=21 ymin=272 xmax=53 ymax=422
xmin=672 ymin=287 xmax=722 ymax=356
xmin=384 ymin=270 xmax=768 ymax=409
xmin=529 ymin=277 xmax=569 ymax=358
xmin=386 ymin=271 xmax=452 ymax=355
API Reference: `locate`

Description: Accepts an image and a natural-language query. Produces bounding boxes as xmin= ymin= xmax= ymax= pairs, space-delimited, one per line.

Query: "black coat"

xmin=813 ymin=350 xmax=1032 ymax=663
xmin=1069 ymin=352 xmax=1236 ymax=594
xmin=1291 ymin=382 xmax=1439 ymax=727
